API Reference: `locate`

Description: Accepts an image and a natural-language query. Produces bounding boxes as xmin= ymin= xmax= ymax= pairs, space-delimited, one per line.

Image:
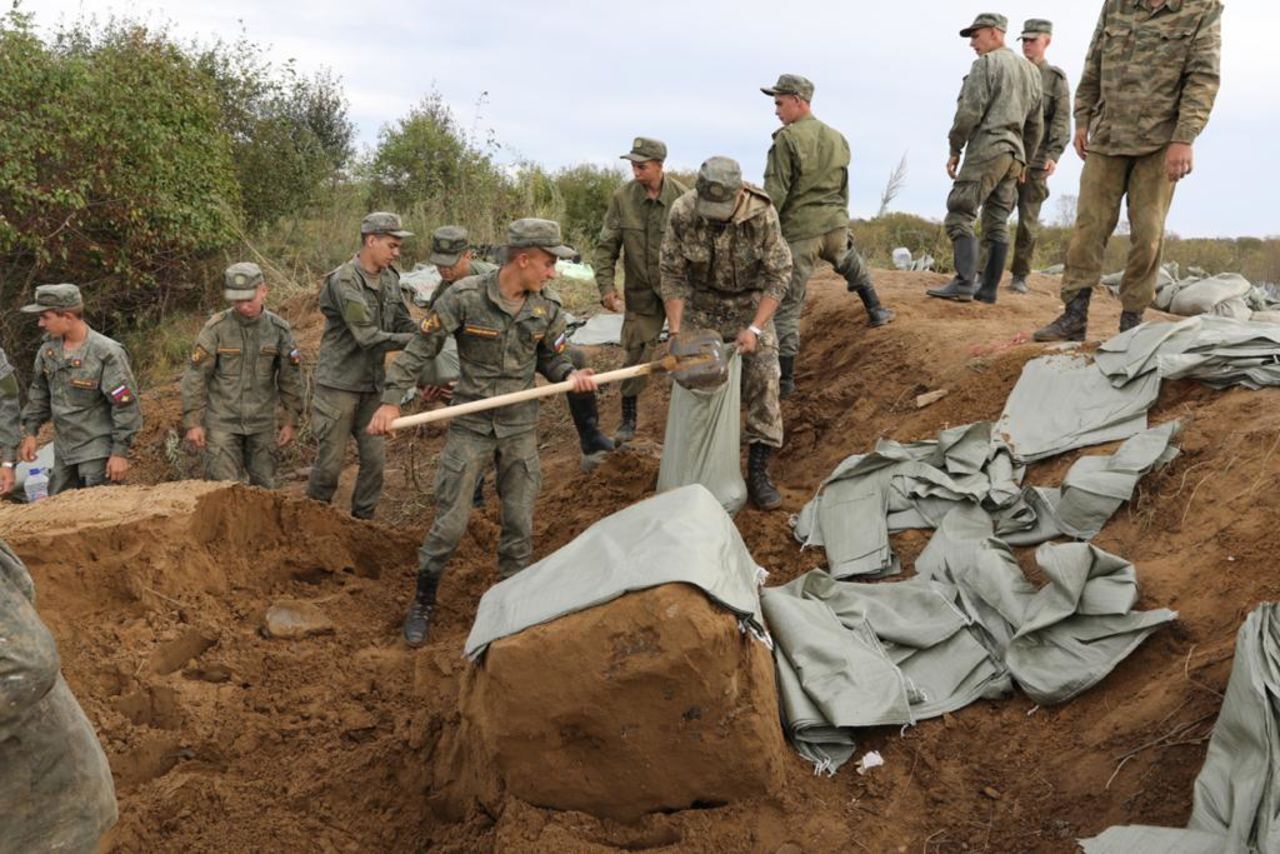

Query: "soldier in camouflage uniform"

xmin=1009 ymin=19 xmax=1072 ymax=294
xmin=1 ymin=344 xmax=19 ymax=495
xmin=1036 ymin=0 xmax=1222 ymax=341
xmin=762 ymin=74 xmax=894 ymax=398
xmin=929 ymin=13 xmax=1044 ymax=304
xmin=181 ymin=263 xmax=304 ymax=489
xmin=19 ymin=284 xmax=142 ymax=495
xmin=594 ymin=137 xmax=687 ymax=440
xmin=659 ymin=156 xmax=791 ymax=511
xmin=1 ymin=538 xmax=118 ymax=851
xmin=305 ymin=212 xmax=417 ymax=519
xmin=368 ymin=218 xmax=598 ymax=647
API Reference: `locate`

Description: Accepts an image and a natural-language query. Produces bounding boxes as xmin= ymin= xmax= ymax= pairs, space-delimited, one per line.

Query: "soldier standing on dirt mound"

xmin=762 ymin=74 xmax=894 ymax=399
xmin=1 ymin=344 xmax=19 ymax=495
xmin=306 ymin=212 xmax=417 ymax=520
xmin=928 ymin=13 xmax=1043 ymax=305
xmin=1034 ymin=0 xmax=1222 ymax=341
xmin=593 ymin=137 xmax=688 ymax=441
xmin=180 ymin=262 xmax=305 ymax=489
xmin=18 ymin=284 xmax=142 ymax=494
xmin=659 ymin=156 xmax=791 ymax=511
xmin=368 ymin=218 xmax=599 ymax=647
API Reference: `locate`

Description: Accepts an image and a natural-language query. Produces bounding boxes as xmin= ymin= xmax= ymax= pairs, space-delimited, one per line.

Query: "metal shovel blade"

xmin=669 ymin=329 xmax=732 ymax=390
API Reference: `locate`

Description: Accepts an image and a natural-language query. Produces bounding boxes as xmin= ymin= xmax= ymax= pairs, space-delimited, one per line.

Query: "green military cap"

xmin=960 ymin=13 xmax=1008 ymax=37
xmin=1019 ymin=18 xmax=1053 ymax=39
xmin=507 ymin=218 xmax=576 ymax=259
xmin=429 ymin=225 xmax=470 ymax=266
xmin=694 ymin=156 xmax=743 ymax=222
xmin=360 ymin=211 xmax=413 ymax=238
xmin=761 ymin=73 xmax=815 ymax=101
xmin=224 ymin=262 xmax=265 ymax=301
xmin=21 ymin=283 xmax=83 ymax=313
xmin=621 ymin=136 xmax=667 ymax=163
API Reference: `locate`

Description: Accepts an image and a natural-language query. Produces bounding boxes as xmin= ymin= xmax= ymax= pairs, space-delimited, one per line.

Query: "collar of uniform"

xmin=352 ymin=255 xmax=383 ymax=290
xmin=631 ymin=175 xmax=680 ymax=207
xmin=1133 ymin=0 xmax=1181 ymax=11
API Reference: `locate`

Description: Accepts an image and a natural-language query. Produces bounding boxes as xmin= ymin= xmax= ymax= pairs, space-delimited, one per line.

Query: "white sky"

xmin=28 ymin=0 xmax=1279 ymax=237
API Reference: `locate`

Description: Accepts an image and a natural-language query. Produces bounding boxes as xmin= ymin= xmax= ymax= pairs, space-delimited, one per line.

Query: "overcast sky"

xmin=29 ymin=0 xmax=1277 ymax=238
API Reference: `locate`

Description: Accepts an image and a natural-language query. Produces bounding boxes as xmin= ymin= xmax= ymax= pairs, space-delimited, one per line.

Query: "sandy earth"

xmin=3 ymin=269 xmax=1277 ymax=852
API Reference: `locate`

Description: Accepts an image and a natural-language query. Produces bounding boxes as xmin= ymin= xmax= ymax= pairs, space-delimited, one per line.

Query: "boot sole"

xmin=927 ymin=292 xmax=974 ymax=302
xmin=867 ymin=312 xmax=895 ymax=327
xmin=1032 ymin=331 xmax=1086 ymax=343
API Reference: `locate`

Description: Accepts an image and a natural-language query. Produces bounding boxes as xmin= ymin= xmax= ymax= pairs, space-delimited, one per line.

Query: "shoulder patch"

xmin=192 ymin=345 xmax=211 ymax=365
xmin=420 ymin=312 xmax=443 ymax=334
xmin=109 ymin=383 xmax=135 ymax=406
xmin=288 ymin=348 xmax=301 ymax=366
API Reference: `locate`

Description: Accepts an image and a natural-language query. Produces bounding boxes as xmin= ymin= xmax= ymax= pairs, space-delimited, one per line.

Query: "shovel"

xmin=387 ymin=328 xmax=733 ymax=431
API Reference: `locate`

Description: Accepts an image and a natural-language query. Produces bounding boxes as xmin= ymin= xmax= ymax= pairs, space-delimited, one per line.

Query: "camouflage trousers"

xmin=205 ymin=429 xmax=277 ymax=489
xmin=50 ymin=456 xmax=107 ymax=496
xmin=417 ymin=426 xmax=541 ymax=583
xmin=944 ymin=152 xmax=1020 ymax=243
xmin=1011 ymin=168 xmax=1052 ymax=278
xmin=305 ymin=385 xmax=385 ymax=519
xmin=776 ymin=228 xmax=871 ymax=359
xmin=1061 ymin=147 xmax=1177 ymax=312
xmin=683 ymin=307 xmax=783 ymax=449
xmin=619 ymin=309 xmax=665 ymax=398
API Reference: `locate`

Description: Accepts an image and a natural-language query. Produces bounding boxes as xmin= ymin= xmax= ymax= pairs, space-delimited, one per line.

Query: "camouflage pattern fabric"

xmin=305 ymin=386 xmax=387 ymax=519
xmin=430 ymin=259 xmax=497 ymax=309
xmin=1011 ymin=169 xmax=1052 ymax=278
xmin=204 ymin=429 xmax=278 ymax=489
xmin=0 ymin=346 xmax=19 ymax=463
xmin=948 ymin=46 xmax=1044 ymax=166
xmin=764 ymin=115 xmax=853 ymax=242
xmin=775 ymin=227 xmax=870 ymax=360
xmin=1031 ymin=59 xmax=1072 ymax=168
xmin=50 ymin=457 xmax=108 ymax=495
xmin=594 ymin=175 xmax=688 ymax=315
xmin=945 ymin=152 xmax=1022 ymax=243
xmin=313 ymin=257 xmax=416 ymax=394
xmin=684 ymin=308 xmax=783 ymax=449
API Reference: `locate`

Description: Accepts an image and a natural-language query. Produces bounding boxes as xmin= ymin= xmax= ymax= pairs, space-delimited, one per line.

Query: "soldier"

xmin=18 ymin=284 xmax=142 ymax=494
xmin=659 ymin=156 xmax=791 ymax=510
xmin=594 ymin=137 xmax=688 ymax=440
xmin=761 ymin=74 xmax=894 ymax=398
xmin=305 ymin=212 xmax=417 ymax=519
xmin=1009 ymin=19 xmax=1072 ymax=294
xmin=181 ymin=263 xmax=304 ymax=489
xmin=1035 ymin=0 xmax=1222 ymax=341
xmin=367 ymin=218 xmax=599 ymax=646
xmin=928 ymin=13 xmax=1044 ymax=304
xmin=1 ymin=344 xmax=19 ymax=494
xmin=428 ymin=225 xmax=498 ymax=309
xmin=1 ymin=538 xmax=118 ymax=851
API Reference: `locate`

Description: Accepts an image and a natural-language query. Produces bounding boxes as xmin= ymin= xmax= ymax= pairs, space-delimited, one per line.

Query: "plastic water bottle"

xmin=23 ymin=467 xmax=49 ymax=503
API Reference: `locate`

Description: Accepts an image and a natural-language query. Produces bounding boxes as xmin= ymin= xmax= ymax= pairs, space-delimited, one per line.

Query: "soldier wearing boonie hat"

xmin=19 ymin=283 xmax=143 ymax=494
xmin=181 ymin=262 xmax=304 ymax=489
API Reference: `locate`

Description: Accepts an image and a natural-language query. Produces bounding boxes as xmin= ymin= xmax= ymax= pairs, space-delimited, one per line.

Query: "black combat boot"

xmin=849 ymin=283 xmax=896 ymax=327
xmin=615 ymin=395 xmax=637 ymax=443
xmin=928 ymin=235 xmax=980 ymax=301
xmin=1033 ymin=288 xmax=1093 ymax=342
xmin=403 ymin=575 xmax=438 ymax=647
xmin=746 ymin=443 xmax=782 ymax=510
xmin=1119 ymin=309 xmax=1145 ymax=333
xmin=779 ymin=356 xmax=797 ymax=399
xmin=567 ymin=391 xmax=615 ymax=471
xmin=975 ymin=241 xmax=1009 ymax=304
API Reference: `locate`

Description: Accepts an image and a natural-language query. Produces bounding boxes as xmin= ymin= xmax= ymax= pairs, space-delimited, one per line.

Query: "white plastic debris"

xmin=891 ymin=247 xmax=912 ymax=270
xmin=555 ymin=260 xmax=595 ymax=281
xmin=854 ymin=751 xmax=884 ymax=775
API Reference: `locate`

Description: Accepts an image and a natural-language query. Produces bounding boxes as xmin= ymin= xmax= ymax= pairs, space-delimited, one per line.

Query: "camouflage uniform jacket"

xmin=180 ymin=308 xmax=304 ymax=434
xmin=763 ymin=115 xmax=852 ymax=242
xmin=314 ymin=256 xmax=416 ymax=393
xmin=1076 ymin=0 xmax=1222 ymax=156
xmin=593 ymin=175 xmax=688 ymax=314
xmin=1 ymin=538 xmax=118 ymax=851
xmin=949 ymin=46 xmax=1045 ymax=164
xmin=0 ymin=346 xmax=20 ymax=462
xmin=659 ymin=185 xmax=792 ymax=322
xmin=429 ymin=259 xmax=498 ymax=309
xmin=382 ymin=270 xmax=576 ymax=438
xmin=22 ymin=329 xmax=142 ymax=464
xmin=1032 ymin=59 xmax=1072 ymax=168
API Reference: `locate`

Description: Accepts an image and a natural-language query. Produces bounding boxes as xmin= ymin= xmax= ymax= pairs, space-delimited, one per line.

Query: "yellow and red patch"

xmin=420 ymin=312 xmax=443 ymax=334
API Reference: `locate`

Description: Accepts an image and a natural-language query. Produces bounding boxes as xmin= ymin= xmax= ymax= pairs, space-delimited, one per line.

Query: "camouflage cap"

xmin=761 ymin=73 xmax=814 ymax=101
xmin=621 ymin=136 xmax=668 ymax=163
xmin=429 ymin=225 xmax=470 ymax=266
xmin=1019 ymin=18 xmax=1053 ymax=39
xmin=694 ymin=156 xmax=743 ymax=222
xmin=507 ymin=218 xmax=576 ymax=259
xmin=360 ymin=211 xmax=413 ymax=238
xmin=960 ymin=13 xmax=1008 ymax=37
xmin=224 ymin=262 xmax=265 ymax=301
xmin=21 ymin=283 xmax=83 ymax=314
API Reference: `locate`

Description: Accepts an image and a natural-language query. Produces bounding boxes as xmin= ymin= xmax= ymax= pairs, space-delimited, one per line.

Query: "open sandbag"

xmin=657 ymin=350 xmax=747 ymax=514
xmin=1169 ymin=273 xmax=1252 ymax=317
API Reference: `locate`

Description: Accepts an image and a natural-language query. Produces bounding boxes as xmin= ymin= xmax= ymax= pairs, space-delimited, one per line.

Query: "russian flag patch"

xmin=109 ymin=384 xmax=135 ymax=405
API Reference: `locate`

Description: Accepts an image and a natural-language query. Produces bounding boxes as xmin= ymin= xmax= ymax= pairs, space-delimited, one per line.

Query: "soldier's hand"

xmin=601 ymin=292 xmax=623 ymax=313
xmin=1165 ymin=143 xmax=1194 ymax=182
xmin=106 ymin=455 xmax=129 ymax=483
xmin=277 ymin=423 xmax=295 ymax=448
xmin=946 ymin=155 xmax=960 ymax=180
xmin=367 ymin=404 xmax=401 ymax=436
xmin=1073 ymin=128 xmax=1089 ymax=161
xmin=1043 ymin=158 xmax=1057 ymax=178
xmin=185 ymin=426 xmax=206 ymax=450
xmin=18 ymin=436 xmax=36 ymax=463
xmin=420 ymin=383 xmax=454 ymax=403
xmin=0 ymin=466 xmax=13 ymax=495
xmin=566 ymin=369 xmax=598 ymax=393
xmin=735 ymin=328 xmax=759 ymax=355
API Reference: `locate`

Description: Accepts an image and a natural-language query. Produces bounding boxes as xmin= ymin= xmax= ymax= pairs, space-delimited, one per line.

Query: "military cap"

xmin=960 ymin=13 xmax=1008 ymax=37
xmin=1019 ymin=18 xmax=1053 ymax=39
xmin=429 ymin=225 xmax=470 ymax=266
xmin=224 ymin=262 xmax=265 ymax=301
xmin=21 ymin=283 xmax=83 ymax=313
xmin=694 ymin=156 xmax=744 ymax=222
xmin=621 ymin=137 xmax=668 ymax=163
xmin=761 ymin=73 xmax=815 ymax=101
xmin=360 ymin=211 xmax=413 ymax=238
xmin=507 ymin=218 xmax=576 ymax=259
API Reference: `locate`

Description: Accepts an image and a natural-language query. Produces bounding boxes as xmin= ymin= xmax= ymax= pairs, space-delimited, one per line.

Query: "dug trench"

xmin=2 ymin=270 xmax=1278 ymax=852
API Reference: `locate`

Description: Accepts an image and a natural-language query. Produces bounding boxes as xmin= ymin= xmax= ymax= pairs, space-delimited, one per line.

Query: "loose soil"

xmin=2 ymin=269 xmax=1277 ymax=852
